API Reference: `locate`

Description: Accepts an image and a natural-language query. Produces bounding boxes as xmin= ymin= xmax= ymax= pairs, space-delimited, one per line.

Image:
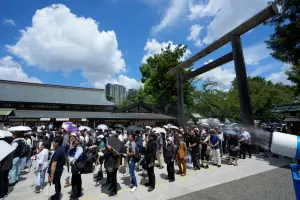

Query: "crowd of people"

xmin=0 ymin=124 xmax=252 ymax=200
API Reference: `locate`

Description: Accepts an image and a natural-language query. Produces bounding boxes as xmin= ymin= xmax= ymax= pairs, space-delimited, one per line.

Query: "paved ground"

xmin=6 ymin=153 xmax=294 ymax=200
xmin=170 ymin=167 xmax=295 ymax=200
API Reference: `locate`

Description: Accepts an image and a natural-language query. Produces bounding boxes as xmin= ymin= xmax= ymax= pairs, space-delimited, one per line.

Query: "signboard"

xmin=40 ymin=118 xmax=51 ymax=121
xmin=56 ymin=118 xmax=69 ymax=121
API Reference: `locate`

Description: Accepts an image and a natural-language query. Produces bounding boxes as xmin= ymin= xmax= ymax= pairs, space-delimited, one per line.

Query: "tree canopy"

xmin=266 ymin=0 xmax=300 ymax=95
xmin=138 ymin=44 xmax=196 ymax=116
xmin=190 ymin=77 xmax=294 ymax=123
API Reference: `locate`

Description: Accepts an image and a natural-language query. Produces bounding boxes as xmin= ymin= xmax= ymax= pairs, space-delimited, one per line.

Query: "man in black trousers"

xmin=144 ymin=133 xmax=157 ymax=192
xmin=48 ymin=136 xmax=66 ymax=200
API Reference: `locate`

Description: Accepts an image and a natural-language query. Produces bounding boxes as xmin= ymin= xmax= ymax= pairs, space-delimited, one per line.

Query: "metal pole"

xmin=231 ymin=35 xmax=254 ymax=126
xmin=177 ymin=69 xmax=185 ymax=127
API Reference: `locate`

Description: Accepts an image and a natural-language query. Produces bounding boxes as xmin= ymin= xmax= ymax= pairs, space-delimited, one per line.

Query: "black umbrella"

xmin=127 ymin=125 xmax=144 ymax=132
xmin=107 ymin=136 xmax=126 ymax=154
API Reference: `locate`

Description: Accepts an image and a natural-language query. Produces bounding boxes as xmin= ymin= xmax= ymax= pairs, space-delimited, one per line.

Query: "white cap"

xmin=97 ymin=135 xmax=104 ymax=139
xmin=70 ymin=132 xmax=77 ymax=137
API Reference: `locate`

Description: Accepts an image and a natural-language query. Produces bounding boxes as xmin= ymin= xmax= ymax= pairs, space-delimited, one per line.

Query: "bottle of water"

xmin=188 ymin=154 xmax=192 ymax=164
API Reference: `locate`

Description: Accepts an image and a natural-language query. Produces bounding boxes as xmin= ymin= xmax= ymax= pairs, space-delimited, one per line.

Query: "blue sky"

xmin=0 ymin=0 xmax=291 ymax=90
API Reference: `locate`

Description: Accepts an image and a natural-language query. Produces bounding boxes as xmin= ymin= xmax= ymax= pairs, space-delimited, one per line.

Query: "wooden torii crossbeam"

xmin=167 ymin=4 xmax=279 ymax=127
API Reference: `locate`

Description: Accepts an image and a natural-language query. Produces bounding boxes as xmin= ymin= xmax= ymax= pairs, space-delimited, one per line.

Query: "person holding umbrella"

xmin=102 ymin=131 xmax=123 ymax=197
xmin=0 ymin=137 xmax=15 ymax=200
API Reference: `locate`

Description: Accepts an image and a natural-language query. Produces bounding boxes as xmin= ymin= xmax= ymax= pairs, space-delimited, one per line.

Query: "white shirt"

xmin=242 ymin=131 xmax=251 ymax=140
xmin=72 ymin=146 xmax=83 ymax=162
xmin=219 ymin=132 xmax=224 ymax=141
xmin=36 ymin=148 xmax=49 ymax=170
xmin=26 ymin=138 xmax=32 ymax=148
xmin=85 ymin=135 xmax=90 ymax=144
xmin=79 ymin=136 xmax=85 ymax=144
xmin=118 ymin=134 xmax=124 ymax=142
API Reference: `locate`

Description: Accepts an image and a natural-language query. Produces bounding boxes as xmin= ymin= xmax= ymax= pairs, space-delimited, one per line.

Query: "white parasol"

xmin=145 ymin=126 xmax=152 ymax=130
xmin=79 ymin=126 xmax=91 ymax=131
xmin=152 ymin=127 xmax=166 ymax=134
xmin=0 ymin=130 xmax=13 ymax=138
xmin=169 ymin=125 xmax=178 ymax=130
xmin=8 ymin=126 xmax=32 ymax=132
xmin=0 ymin=140 xmax=16 ymax=161
xmin=97 ymin=124 xmax=108 ymax=131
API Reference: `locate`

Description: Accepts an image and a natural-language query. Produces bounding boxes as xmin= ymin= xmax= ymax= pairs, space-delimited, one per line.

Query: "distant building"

xmin=105 ymin=83 xmax=126 ymax=105
xmin=128 ymin=89 xmax=138 ymax=96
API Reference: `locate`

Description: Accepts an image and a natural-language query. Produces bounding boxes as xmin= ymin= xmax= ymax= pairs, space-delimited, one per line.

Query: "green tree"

xmin=139 ymin=44 xmax=196 ymax=116
xmin=106 ymin=95 xmax=114 ymax=102
xmin=191 ymin=80 xmax=236 ymax=122
xmin=229 ymin=76 xmax=295 ymax=122
xmin=266 ymin=0 xmax=300 ymax=95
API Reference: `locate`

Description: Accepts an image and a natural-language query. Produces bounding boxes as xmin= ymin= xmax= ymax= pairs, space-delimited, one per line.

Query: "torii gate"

xmin=167 ymin=4 xmax=279 ymax=127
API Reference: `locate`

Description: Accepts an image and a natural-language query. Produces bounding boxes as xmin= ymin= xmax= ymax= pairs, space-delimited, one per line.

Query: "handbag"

xmin=44 ymin=183 xmax=55 ymax=197
xmin=105 ymin=155 xmax=116 ymax=173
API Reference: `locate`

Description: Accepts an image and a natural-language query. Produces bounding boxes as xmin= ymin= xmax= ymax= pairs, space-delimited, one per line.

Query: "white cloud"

xmin=5 ymin=4 xmax=140 ymax=89
xmin=204 ymin=59 xmax=214 ymax=65
xmin=249 ymin=64 xmax=273 ymax=77
xmin=244 ymin=43 xmax=271 ymax=65
xmin=266 ymin=63 xmax=292 ymax=85
xmin=152 ymin=0 xmax=189 ymax=34
xmin=0 ymin=56 xmax=41 ymax=83
xmin=3 ymin=18 xmax=16 ymax=26
xmin=142 ymin=38 xmax=191 ymax=63
xmin=94 ymin=74 xmax=142 ymax=89
xmin=199 ymin=62 xmax=236 ymax=86
xmin=187 ymin=24 xmax=203 ymax=47
xmin=188 ymin=0 xmax=270 ymax=44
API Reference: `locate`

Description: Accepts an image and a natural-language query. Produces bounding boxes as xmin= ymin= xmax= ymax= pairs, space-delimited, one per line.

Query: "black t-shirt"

xmin=48 ymin=146 xmax=66 ymax=173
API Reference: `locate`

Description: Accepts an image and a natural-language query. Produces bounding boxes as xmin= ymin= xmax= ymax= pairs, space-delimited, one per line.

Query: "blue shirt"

xmin=210 ymin=135 xmax=220 ymax=149
xmin=48 ymin=146 xmax=66 ymax=173
xmin=68 ymin=141 xmax=77 ymax=157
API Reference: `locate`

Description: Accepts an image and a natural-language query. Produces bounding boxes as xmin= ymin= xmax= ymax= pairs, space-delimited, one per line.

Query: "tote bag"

xmin=44 ymin=183 xmax=55 ymax=197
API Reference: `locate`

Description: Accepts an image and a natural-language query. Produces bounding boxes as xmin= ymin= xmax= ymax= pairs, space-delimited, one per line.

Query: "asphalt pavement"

xmin=170 ymin=166 xmax=295 ymax=200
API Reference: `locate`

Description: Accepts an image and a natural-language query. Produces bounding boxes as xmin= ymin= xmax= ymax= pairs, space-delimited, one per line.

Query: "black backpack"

xmin=16 ymin=140 xmax=31 ymax=158
xmin=133 ymin=147 xmax=141 ymax=162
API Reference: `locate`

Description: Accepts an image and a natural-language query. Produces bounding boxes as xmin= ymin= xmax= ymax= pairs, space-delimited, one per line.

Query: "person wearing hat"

xmin=163 ymin=137 xmax=176 ymax=182
xmin=143 ymin=132 xmax=157 ymax=192
xmin=70 ymin=135 xmax=84 ymax=199
xmin=209 ymin=129 xmax=221 ymax=167
xmin=89 ymin=134 xmax=106 ymax=181
xmin=176 ymin=134 xmax=187 ymax=176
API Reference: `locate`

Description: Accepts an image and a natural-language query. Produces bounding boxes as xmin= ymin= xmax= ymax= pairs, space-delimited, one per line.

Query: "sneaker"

xmin=217 ymin=165 xmax=221 ymax=168
xmin=34 ymin=186 xmax=41 ymax=193
xmin=130 ymin=186 xmax=137 ymax=192
xmin=128 ymin=184 xmax=134 ymax=189
xmin=108 ymin=192 xmax=117 ymax=197
xmin=148 ymin=187 xmax=155 ymax=192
